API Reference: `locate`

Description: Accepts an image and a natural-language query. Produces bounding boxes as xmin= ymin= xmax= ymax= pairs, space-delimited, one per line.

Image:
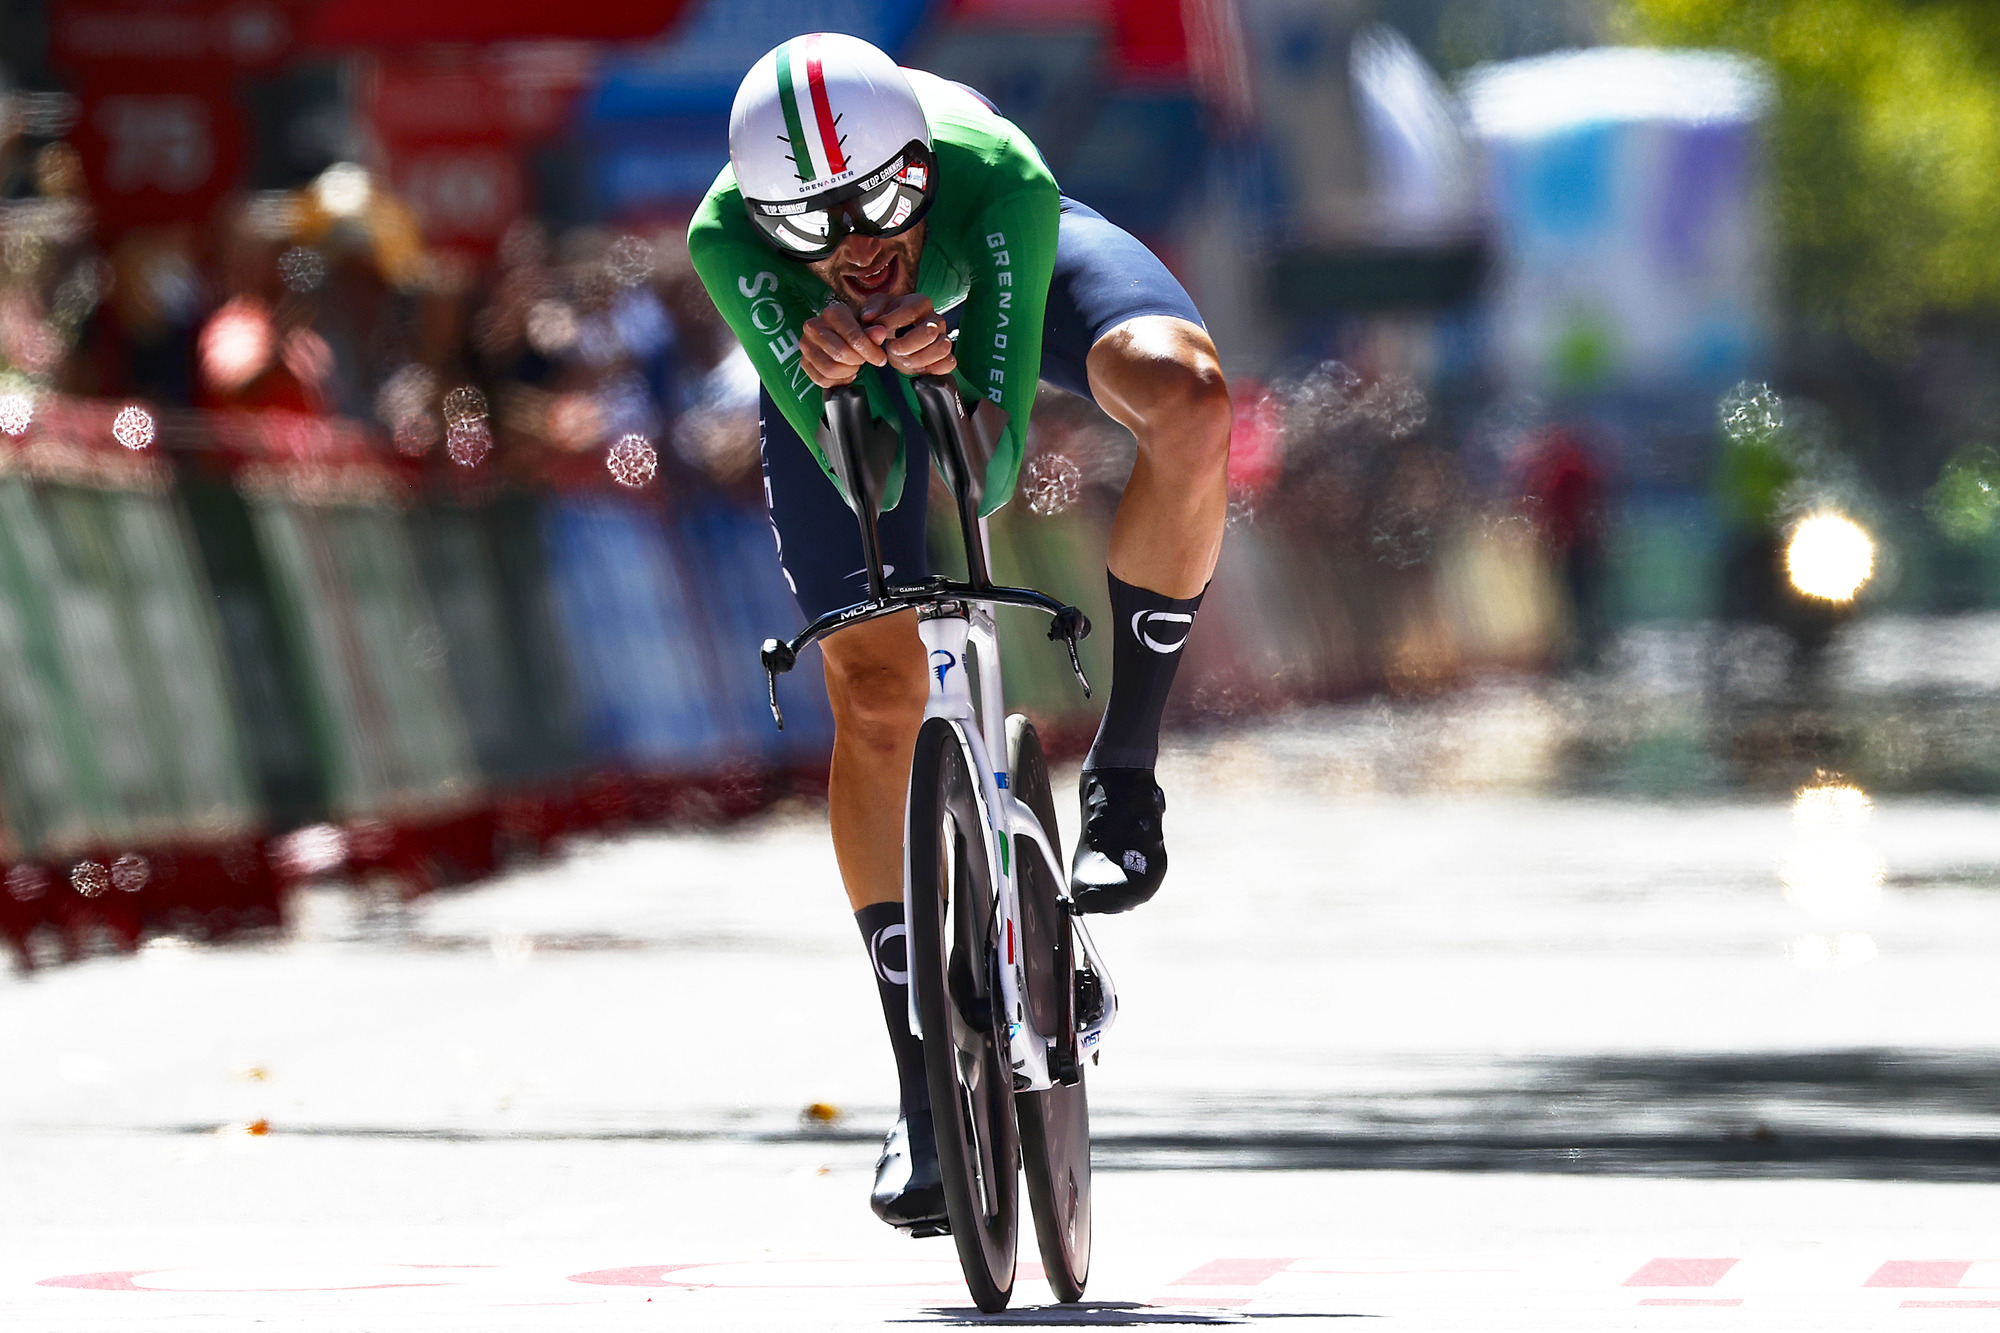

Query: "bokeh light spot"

xmin=112 ymin=405 xmax=155 ymax=450
xmin=71 ymin=861 xmax=109 ymax=898
xmin=607 ymin=433 xmax=658 ymax=488
xmin=278 ymin=247 xmax=326 ymax=293
xmin=442 ymin=385 xmax=488 ymax=427
xmin=111 ymin=854 xmax=150 ymax=894
xmin=1785 ymin=511 xmax=1875 ymax=602
xmin=313 ymin=163 xmax=371 ymax=218
xmin=1023 ymin=451 xmax=1082 ymax=516
xmin=446 ymin=419 xmax=492 ymax=467
xmin=5 ymin=865 xmax=48 ymax=902
xmin=0 ymin=391 xmax=33 ymax=436
xmin=199 ymin=299 xmax=274 ymax=393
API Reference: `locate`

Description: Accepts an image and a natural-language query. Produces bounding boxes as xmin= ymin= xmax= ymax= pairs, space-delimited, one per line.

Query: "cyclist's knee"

xmin=1089 ymin=319 xmax=1231 ymax=474
xmin=823 ymin=621 xmax=929 ymax=750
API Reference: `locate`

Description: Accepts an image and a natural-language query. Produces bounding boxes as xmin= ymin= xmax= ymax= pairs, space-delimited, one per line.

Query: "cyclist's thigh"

xmin=759 ymin=385 xmax=931 ymax=622
xmin=1039 ymin=197 xmax=1207 ymax=404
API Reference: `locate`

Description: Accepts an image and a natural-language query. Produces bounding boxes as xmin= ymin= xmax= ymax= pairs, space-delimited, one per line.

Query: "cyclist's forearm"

xmin=688 ymin=212 xmax=830 ymax=445
xmin=955 ymin=183 xmax=1059 ymax=509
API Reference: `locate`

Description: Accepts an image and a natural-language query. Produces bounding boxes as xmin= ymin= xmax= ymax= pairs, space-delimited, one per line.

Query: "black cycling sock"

xmin=855 ymin=901 xmax=929 ymax=1115
xmin=1083 ymin=572 xmax=1206 ymax=772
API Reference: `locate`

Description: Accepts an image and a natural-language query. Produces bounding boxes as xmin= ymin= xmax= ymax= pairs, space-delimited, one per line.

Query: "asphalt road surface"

xmin=7 ymin=719 xmax=2000 ymax=1329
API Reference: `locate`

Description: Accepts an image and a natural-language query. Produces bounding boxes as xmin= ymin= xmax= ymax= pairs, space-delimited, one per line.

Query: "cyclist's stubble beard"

xmin=809 ymin=223 xmax=926 ymax=311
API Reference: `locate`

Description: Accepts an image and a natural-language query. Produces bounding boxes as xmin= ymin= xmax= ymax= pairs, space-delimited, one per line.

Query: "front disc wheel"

xmin=907 ymin=716 xmax=1017 ymax=1313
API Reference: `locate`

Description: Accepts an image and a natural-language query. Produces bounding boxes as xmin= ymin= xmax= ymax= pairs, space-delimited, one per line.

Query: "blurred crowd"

xmin=3 ymin=113 xmax=766 ymax=504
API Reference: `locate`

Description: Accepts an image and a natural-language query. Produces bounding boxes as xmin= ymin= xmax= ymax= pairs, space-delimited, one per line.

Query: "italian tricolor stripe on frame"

xmin=775 ymin=34 xmax=848 ymax=185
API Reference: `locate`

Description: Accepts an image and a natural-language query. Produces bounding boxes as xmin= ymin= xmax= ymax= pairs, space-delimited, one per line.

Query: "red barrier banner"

xmin=363 ymin=47 xmax=593 ymax=254
xmin=50 ymin=0 xmax=306 ymax=238
xmin=305 ymin=0 xmax=690 ymax=46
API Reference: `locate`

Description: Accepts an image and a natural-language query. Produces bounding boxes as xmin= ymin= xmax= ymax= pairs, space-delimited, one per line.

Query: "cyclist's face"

xmin=809 ymin=222 xmax=926 ymax=310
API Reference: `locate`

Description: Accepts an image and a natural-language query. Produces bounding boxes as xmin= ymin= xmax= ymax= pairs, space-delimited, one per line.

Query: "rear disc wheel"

xmin=1008 ymin=714 xmax=1092 ymax=1303
xmin=907 ymin=716 xmax=1017 ymax=1313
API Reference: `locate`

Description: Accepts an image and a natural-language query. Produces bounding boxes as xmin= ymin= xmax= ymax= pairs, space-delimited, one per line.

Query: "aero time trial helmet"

xmin=729 ymin=32 xmax=936 ymax=261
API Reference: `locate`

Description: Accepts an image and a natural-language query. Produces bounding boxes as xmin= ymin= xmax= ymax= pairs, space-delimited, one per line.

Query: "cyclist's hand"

xmin=801 ymin=304 xmax=888 ymax=388
xmin=862 ymin=294 xmax=957 ymax=378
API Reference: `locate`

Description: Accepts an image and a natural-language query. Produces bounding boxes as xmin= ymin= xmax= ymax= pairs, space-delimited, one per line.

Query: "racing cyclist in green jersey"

xmin=688 ymin=33 xmax=1229 ymax=1234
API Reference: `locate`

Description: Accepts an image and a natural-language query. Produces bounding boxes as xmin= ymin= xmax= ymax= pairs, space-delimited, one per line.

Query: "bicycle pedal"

xmin=1074 ymin=966 xmax=1108 ymax=1029
xmin=904 ymin=1222 xmax=951 ymax=1239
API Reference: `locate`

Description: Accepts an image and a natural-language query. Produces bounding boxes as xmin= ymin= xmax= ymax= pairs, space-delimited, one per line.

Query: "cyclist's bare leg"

xmin=1071 ymin=315 xmax=1231 ymax=911
xmin=821 ymin=608 xmax=948 ymax=1227
xmin=820 ymin=609 xmax=930 ymax=910
xmin=1086 ymin=315 xmax=1231 ymax=599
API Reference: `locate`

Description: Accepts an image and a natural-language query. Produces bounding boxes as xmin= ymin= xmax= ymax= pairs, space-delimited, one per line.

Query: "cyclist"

xmin=688 ymin=33 xmax=1229 ymax=1232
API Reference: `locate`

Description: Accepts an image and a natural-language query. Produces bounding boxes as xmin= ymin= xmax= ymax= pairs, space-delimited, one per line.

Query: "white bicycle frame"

xmin=903 ymin=567 xmax=1118 ymax=1094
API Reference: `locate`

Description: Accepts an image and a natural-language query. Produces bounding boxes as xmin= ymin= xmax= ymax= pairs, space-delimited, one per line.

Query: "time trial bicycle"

xmin=760 ymin=375 xmax=1118 ymax=1312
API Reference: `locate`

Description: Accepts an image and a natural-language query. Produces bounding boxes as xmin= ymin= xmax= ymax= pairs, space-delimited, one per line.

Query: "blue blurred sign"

xmin=579 ymin=0 xmax=934 ymax=215
xmin=585 ymin=0 xmax=935 ymax=121
xmin=588 ymin=115 xmax=732 ymax=216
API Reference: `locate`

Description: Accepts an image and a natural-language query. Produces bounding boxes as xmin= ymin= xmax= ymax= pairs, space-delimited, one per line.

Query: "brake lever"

xmin=760 ymin=637 xmax=797 ymax=730
xmin=1047 ymin=606 xmax=1093 ymax=698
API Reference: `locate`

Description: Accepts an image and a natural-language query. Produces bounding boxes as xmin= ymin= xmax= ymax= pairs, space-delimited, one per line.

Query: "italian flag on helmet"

xmin=730 ymin=32 xmax=933 ymax=204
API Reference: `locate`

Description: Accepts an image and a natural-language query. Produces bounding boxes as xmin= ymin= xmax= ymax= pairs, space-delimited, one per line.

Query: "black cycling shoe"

xmin=870 ymin=1111 xmax=949 ymax=1234
xmin=1069 ymin=767 xmax=1168 ymax=914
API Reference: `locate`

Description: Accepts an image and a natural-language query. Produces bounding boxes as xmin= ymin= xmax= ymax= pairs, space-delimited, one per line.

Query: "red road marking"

xmin=1169 ymin=1258 xmax=1297 ymax=1286
xmin=569 ymin=1265 xmax=715 ymax=1288
xmin=1902 ymin=1301 xmax=2000 ymax=1309
xmin=1639 ymin=1299 xmax=1744 ymax=1307
xmin=1623 ymin=1258 xmax=1738 ymax=1287
xmin=37 ymin=1269 xmax=461 ymax=1292
xmin=567 ymin=1259 xmax=964 ymax=1290
xmin=1868 ymin=1261 xmax=1972 ymax=1288
xmin=1153 ymin=1297 xmax=1252 ymax=1308
xmin=38 ymin=1273 xmax=146 ymax=1291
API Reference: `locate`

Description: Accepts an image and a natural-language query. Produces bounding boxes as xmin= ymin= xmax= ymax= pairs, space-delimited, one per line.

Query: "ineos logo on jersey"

xmin=749 ymin=298 xmax=787 ymax=335
xmin=1130 ymin=610 xmax=1193 ymax=654
xmin=869 ymin=924 xmax=909 ymax=985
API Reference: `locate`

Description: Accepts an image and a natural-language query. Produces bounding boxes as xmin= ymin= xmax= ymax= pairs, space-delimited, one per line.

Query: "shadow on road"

xmin=1093 ymin=1048 xmax=2000 ymax=1182
xmin=140 ymin=1049 xmax=2000 ymax=1184
xmin=895 ymin=1303 xmax=1377 ymax=1326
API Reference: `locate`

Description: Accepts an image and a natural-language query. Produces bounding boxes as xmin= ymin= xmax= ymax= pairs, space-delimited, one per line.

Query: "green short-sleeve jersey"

xmin=688 ymin=70 xmax=1059 ymax=515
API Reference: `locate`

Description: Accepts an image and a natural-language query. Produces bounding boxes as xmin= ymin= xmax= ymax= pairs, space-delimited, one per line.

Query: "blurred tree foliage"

xmin=1620 ymin=0 xmax=2000 ymax=353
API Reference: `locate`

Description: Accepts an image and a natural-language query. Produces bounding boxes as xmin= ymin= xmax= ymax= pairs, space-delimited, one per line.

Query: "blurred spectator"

xmin=1516 ymin=425 xmax=1606 ymax=669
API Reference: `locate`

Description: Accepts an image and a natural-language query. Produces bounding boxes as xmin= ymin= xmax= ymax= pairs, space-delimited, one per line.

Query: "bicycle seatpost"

xmin=819 ymin=382 xmax=892 ymax=602
xmin=911 ymin=375 xmax=993 ymax=592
